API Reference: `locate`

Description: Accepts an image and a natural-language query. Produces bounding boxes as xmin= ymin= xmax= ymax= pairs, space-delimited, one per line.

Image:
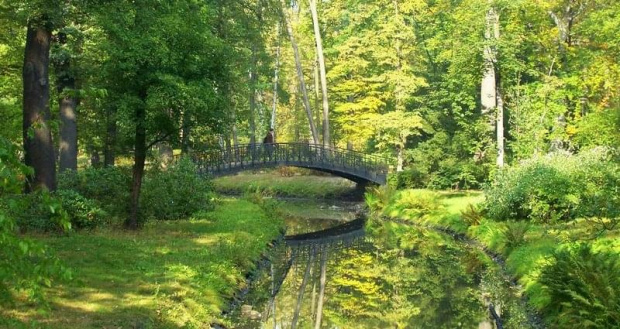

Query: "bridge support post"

xmin=354 ymin=181 xmax=369 ymax=199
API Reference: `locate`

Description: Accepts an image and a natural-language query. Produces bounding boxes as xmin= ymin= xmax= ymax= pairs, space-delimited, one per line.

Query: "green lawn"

xmin=213 ymin=171 xmax=357 ymax=199
xmin=1 ymin=199 xmax=282 ymax=328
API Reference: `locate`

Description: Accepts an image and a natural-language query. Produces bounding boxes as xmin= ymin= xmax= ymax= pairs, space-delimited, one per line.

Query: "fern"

xmin=539 ymin=243 xmax=620 ymax=328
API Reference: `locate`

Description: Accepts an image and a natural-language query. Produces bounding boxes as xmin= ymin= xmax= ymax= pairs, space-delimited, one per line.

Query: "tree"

xmin=308 ymin=0 xmax=330 ymax=146
xmin=281 ymin=0 xmax=319 ymax=144
xmin=374 ymin=111 xmax=425 ymax=172
xmin=481 ymin=2 xmax=504 ymax=167
xmin=23 ymin=17 xmax=56 ymax=191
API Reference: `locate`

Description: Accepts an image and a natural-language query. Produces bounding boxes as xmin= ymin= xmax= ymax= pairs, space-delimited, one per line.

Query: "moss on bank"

xmin=1 ymin=199 xmax=282 ymax=328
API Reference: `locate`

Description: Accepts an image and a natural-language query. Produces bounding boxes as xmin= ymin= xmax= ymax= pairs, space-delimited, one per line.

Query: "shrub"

xmin=484 ymin=148 xmax=620 ymax=223
xmin=388 ymin=169 xmax=426 ymax=189
xmin=58 ymin=166 xmax=131 ymax=218
xmin=140 ymin=157 xmax=213 ymax=221
xmin=384 ymin=189 xmax=443 ymax=221
xmin=539 ymin=244 xmax=620 ymax=328
xmin=503 ymin=221 xmax=530 ymax=254
xmin=56 ymin=190 xmax=108 ymax=229
xmin=461 ymin=204 xmax=484 ymax=226
xmin=0 ymin=137 xmax=69 ymax=306
xmin=7 ymin=191 xmax=69 ymax=232
xmin=364 ymin=185 xmax=396 ymax=213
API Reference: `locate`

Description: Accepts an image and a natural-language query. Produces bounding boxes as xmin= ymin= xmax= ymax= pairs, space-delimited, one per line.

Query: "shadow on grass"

xmin=2 ymin=199 xmax=282 ymax=329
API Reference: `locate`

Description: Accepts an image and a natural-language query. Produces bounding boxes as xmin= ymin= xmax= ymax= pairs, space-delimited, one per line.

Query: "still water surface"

xmin=226 ymin=200 xmax=532 ymax=329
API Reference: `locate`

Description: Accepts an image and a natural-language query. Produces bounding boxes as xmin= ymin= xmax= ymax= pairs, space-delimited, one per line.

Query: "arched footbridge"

xmin=191 ymin=143 xmax=388 ymax=185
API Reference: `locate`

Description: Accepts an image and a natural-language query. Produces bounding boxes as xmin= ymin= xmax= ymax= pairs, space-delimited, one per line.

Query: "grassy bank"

xmin=1 ymin=199 xmax=282 ymax=328
xmin=213 ymin=171 xmax=357 ymax=199
xmin=374 ymin=188 xmax=620 ymax=326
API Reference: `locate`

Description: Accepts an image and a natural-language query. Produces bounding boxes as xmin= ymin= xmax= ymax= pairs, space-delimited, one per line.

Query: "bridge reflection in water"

xmin=190 ymin=143 xmax=388 ymax=185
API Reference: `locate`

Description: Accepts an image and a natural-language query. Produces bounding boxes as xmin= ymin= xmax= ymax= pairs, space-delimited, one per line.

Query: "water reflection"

xmin=229 ymin=215 xmax=508 ymax=328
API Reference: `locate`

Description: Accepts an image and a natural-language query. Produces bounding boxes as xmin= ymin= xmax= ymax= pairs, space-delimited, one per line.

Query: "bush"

xmin=58 ymin=166 xmax=131 ymax=218
xmin=383 ymin=189 xmax=443 ymax=221
xmin=0 ymin=137 xmax=69 ymax=306
xmin=503 ymin=221 xmax=530 ymax=254
xmin=140 ymin=157 xmax=213 ymax=221
xmin=388 ymin=169 xmax=426 ymax=189
xmin=539 ymin=243 xmax=620 ymax=328
xmin=56 ymin=190 xmax=108 ymax=229
xmin=484 ymin=148 xmax=620 ymax=223
xmin=6 ymin=191 xmax=69 ymax=232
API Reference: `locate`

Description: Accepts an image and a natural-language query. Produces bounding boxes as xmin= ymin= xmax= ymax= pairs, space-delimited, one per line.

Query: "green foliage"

xmin=461 ymin=204 xmax=484 ymax=226
xmin=503 ymin=221 xmax=531 ymax=254
xmin=383 ymin=189 xmax=443 ymax=222
xmin=56 ymin=190 xmax=107 ymax=230
xmin=7 ymin=191 xmax=70 ymax=232
xmin=140 ymin=157 xmax=213 ymax=221
xmin=539 ymin=244 xmax=620 ymax=328
xmin=0 ymin=138 xmax=69 ymax=307
xmin=484 ymin=149 xmax=620 ymax=224
xmin=59 ymin=166 xmax=131 ymax=219
xmin=364 ymin=185 xmax=396 ymax=214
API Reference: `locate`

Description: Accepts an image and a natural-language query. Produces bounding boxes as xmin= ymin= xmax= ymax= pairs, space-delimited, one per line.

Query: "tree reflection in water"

xmin=229 ymin=215 xmax=528 ymax=328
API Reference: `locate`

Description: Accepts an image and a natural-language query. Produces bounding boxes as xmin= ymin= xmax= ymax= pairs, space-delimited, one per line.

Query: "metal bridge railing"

xmin=184 ymin=143 xmax=389 ymax=184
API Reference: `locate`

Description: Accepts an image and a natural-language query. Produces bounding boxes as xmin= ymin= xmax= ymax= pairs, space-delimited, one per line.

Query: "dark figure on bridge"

xmin=263 ymin=128 xmax=275 ymax=160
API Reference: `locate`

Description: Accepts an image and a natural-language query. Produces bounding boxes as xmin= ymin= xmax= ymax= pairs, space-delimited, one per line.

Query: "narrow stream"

xmin=225 ymin=199 xmax=534 ymax=329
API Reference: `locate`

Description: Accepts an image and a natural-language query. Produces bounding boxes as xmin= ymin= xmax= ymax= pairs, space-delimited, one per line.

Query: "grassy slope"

xmin=213 ymin=172 xmax=356 ymax=199
xmin=2 ymin=199 xmax=282 ymax=328
xmin=383 ymin=189 xmax=620 ymax=313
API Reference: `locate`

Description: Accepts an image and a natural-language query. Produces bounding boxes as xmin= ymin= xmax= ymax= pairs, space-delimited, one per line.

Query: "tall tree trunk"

xmin=56 ymin=32 xmax=78 ymax=172
xmin=23 ymin=22 xmax=56 ymax=192
xmin=481 ymin=5 xmax=504 ymax=167
xmin=396 ymin=144 xmax=404 ymax=172
xmin=481 ymin=7 xmax=497 ymax=129
xmin=271 ymin=23 xmax=280 ymax=131
xmin=496 ymin=79 xmax=505 ymax=167
xmin=249 ymin=46 xmax=258 ymax=145
xmin=291 ymin=249 xmax=315 ymax=329
xmin=309 ymin=0 xmax=330 ymax=147
xmin=314 ymin=248 xmax=327 ymax=329
xmin=104 ymin=107 xmax=117 ymax=167
xmin=127 ymin=98 xmax=147 ymax=229
xmin=281 ymin=0 xmax=319 ymax=144
xmin=313 ymin=52 xmax=322 ymax=138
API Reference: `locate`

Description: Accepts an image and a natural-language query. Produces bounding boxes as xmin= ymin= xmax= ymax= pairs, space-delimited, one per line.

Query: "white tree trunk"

xmin=281 ymin=0 xmax=320 ymax=144
xmin=481 ymin=4 xmax=504 ymax=167
xmin=309 ymin=0 xmax=330 ymax=147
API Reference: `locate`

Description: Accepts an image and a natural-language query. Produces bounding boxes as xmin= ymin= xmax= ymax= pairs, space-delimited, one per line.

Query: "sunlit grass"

xmin=1 ymin=199 xmax=282 ymax=328
xmin=213 ymin=171 xmax=356 ymax=199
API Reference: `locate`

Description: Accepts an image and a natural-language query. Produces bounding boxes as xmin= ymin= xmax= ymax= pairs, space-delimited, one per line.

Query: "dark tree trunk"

xmin=181 ymin=109 xmax=191 ymax=153
xmin=104 ymin=107 xmax=117 ymax=167
xmin=23 ymin=22 xmax=56 ymax=192
xmin=127 ymin=101 xmax=147 ymax=229
xmin=56 ymin=31 xmax=78 ymax=172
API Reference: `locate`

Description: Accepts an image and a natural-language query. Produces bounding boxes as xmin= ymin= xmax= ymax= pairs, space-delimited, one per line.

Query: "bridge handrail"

xmin=175 ymin=142 xmax=389 ymax=183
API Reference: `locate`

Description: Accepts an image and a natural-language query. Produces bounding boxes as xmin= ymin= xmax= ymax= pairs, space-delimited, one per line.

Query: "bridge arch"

xmin=191 ymin=143 xmax=388 ymax=185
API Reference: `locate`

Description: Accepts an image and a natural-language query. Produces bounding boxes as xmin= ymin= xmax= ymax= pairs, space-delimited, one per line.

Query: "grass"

xmin=375 ymin=188 xmax=620 ymax=325
xmin=213 ymin=170 xmax=357 ymax=199
xmin=1 ymin=199 xmax=283 ymax=328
